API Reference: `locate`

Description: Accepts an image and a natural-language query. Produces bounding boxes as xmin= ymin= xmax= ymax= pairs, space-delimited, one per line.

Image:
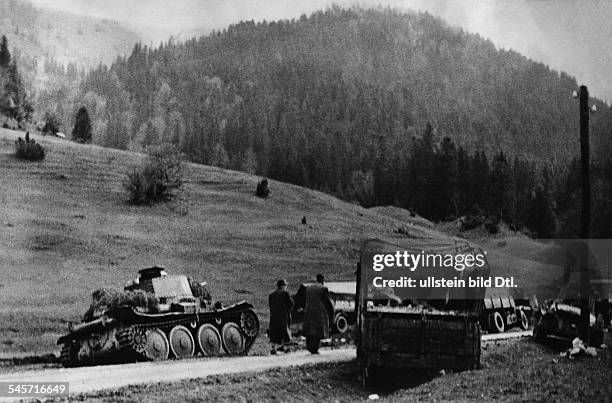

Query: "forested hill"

xmin=79 ymin=7 xmax=610 ymax=165
xmin=47 ymin=7 xmax=612 ymax=236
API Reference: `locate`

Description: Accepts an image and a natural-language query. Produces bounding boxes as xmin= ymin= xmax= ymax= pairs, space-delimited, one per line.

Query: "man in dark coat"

xmin=303 ymin=273 xmax=334 ymax=354
xmin=268 ymin=279 xmax=294 ymax=354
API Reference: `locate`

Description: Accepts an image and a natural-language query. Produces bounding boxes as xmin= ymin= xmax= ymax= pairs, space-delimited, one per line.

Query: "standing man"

xmin=303 ymin=273 xmax=334 ymax=354
xmin=268 ymin=279 xmax=294 ymax=354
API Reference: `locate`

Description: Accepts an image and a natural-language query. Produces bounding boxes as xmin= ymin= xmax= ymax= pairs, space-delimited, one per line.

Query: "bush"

xmin=460 ymin=214 xmax=484 ymax=231
xmin=14 ymin=137 xmax=45 ymax=161
xmin=124 ymin=143 xmax=184 ymax=205
xmin=256 ymin=179 xmax=270 ymax=198
xmin=42 ymin=111 xmax=60 ymax=135
xmin=484 ymin=216 xmax=500 ymax=234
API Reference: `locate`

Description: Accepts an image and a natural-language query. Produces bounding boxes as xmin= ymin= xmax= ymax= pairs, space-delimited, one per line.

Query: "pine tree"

xmin=0 ymin=36 xmax=10 ymax=67
xmin=72 ymin=106 xmax=92 ymax=143
xmin=431 ymin=136 xmax=458 ymax=220
xmin=456 ymin=146 xmax=470 ymax=213
xmin=410 ymin=123 xmax=436 ymax=217
xmin=528 ymin=184 xmax=556 ymax=238
xmin=4 ymin=61 xmax=25 ymax=121
xmin=241 ymin=147 xmax=258 ymax=174
xmin=0 ymin=36 xmax=26 ymax=121
xmin=489 ymin=152 xmax=512 ymax=220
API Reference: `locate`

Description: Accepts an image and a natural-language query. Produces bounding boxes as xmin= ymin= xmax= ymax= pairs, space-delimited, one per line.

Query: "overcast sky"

xmin=27 ymin=0 xmax=612 ymax=102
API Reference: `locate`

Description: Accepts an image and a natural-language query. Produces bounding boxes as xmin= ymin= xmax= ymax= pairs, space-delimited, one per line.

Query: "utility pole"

xmin=578 ymin=85 xmax=591 ymax=342
xmin=580 ymin=85 xmax=590 ymax=239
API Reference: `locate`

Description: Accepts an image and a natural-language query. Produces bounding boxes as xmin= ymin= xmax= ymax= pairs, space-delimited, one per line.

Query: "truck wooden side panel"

xmin=359 ymin=311 xmax=480 ymax=370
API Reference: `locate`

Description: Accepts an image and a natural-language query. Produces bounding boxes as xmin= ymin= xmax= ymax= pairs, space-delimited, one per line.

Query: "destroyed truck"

xmin=57 ymin=267 xmax=260 ymax=367
xmin=532 ymin=241 xmax=612 ymax=347
xmin=356 ymin=239 xmax=488 ymax=387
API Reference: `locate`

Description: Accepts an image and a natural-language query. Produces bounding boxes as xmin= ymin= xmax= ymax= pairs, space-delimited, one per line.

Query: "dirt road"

xmin=0 ymin=348 xmax=356 ymax=397
xmin=0 ymin=331 xmax=532 ymax=401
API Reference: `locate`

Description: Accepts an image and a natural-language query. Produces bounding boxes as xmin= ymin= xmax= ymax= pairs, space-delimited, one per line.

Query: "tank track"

xmin=58 ymin=306 xmax=259 ymax=366
xmin=59 ymin=340 xmax=79 ymax=367
xmin=117 ymin=308 xmax=259 ymax=361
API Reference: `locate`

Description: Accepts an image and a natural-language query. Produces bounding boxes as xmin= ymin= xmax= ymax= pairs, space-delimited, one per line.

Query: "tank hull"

xmin=58 ymin=301 xmax=259 ymax=367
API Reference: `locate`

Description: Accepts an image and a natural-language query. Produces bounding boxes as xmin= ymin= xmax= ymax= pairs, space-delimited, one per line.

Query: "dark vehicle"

xmin=480 ymin=292 xmax=531 ymax=333
xmin=533 ymin=300 xmax=603 ymax=346
xmin=57 ymin=267 xmax=259 ymax=367
xmin=292 ymin=282 xmax=357 ymax=334
xmin=356 ymin=239 xmax=488 ymax=387
xmin=294 ymin=284 xmax=530 ymax=336
xmin=533 ymin=277 xmax=611 ymax=347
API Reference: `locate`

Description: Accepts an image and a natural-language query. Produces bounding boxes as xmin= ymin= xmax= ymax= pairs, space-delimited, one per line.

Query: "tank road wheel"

xmin=334 ymin=313 xmax=349 ymax=334
xmin=518 ymin=310 xmax=530 ymax=330
xmin=489 ymin=312 xmax=505 ymax=333
xmin=221 ymin=322 xmax=246 ymax=355
xmin=134 ymin=328 xmax=169 ymax=361
xmin=169 ymin=325 xmax=195 ymax=359
xmin=196 ymin=324 xmax=222 ymax=356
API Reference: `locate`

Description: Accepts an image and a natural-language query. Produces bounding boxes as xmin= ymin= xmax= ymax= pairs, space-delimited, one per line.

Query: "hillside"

xmin=0 ymin=127 xmax=568 ymax=356
xmin=1 ymin=0 xmax=140 ymax=69
xmin=0 ymin=0 xmax=141 ymax=124
xmin=0 ymin=126 xmax=435 ymax=355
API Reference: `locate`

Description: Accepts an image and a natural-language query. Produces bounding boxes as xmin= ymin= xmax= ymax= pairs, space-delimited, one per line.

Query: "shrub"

xmin=460 ymin=214 xmax=484 ymax=231
xmin=14 ymin=136 xmax=45 ymax=161
xmin=42 ymin=111 xmax=60 ymax=135
xmin=485 ymin=216 xmax=500 ymax=234
xmin=124 ymin=143 xmax=184 ymax=205
xmin=256 ymin=179 xmax=270 ymax=198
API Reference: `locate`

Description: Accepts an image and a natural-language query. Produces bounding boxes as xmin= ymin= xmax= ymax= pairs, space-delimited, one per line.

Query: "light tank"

xmin=57 ymin=267 xmax=260 ymax=367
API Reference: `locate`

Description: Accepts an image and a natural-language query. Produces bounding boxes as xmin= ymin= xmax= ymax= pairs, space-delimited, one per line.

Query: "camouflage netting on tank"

xmin=188 ymin=278 xmax=212 ymax=307
xmin=82 ymin=288 xmax=159 ymax=321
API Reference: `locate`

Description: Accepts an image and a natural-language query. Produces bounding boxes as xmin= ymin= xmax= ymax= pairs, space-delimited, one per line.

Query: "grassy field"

xmin=62 ymin=339 xmax=612 ymax=402
xmin=0 ymin=127 xmax=564 ymax=356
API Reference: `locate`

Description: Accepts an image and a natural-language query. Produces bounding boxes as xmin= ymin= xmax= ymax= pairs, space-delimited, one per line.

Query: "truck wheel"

xmin=334 ymin=313 xmax=349 ymax=334
xmin=518 ymin=310 xmax=529 ymax=330
xmin=489 ymin=312 xmax=505 ymax=333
